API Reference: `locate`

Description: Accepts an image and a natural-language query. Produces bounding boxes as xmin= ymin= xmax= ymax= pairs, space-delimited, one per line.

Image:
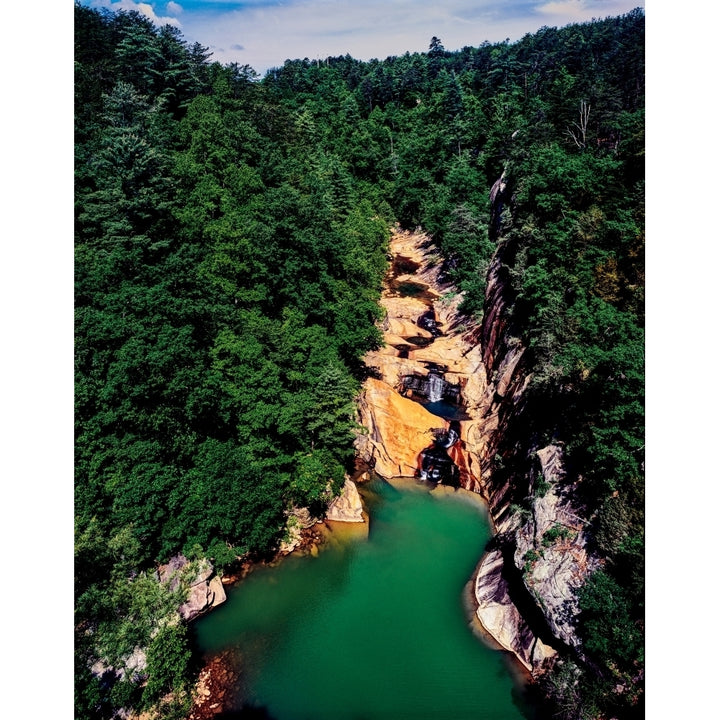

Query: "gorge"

xmin=355 ymin=225 xmax=593 ymax=676
xmin=74 ymin=8 xmax=644 ymax=718
xmin=191 ymin=221 xmax=591 ymax=718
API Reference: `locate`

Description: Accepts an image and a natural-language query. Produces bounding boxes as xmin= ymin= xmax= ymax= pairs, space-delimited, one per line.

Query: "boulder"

xmin=159 ymin=554 xmax=226 ymax=621
xmin=160 ymin=555 xmax=213 ymax=591
xmin=207 ymin=576 xmax=227 ymax=607
xmin=326 ymin=478 xmax=365 ymax=522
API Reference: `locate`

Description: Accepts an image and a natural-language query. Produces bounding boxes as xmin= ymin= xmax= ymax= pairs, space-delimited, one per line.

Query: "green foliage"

xmin=541 ymin=523 xmax=571 ymax=546
xmin=75 ymin=5 xmax=644 ymax=718
xmin=523 ymin=549 xmax=541 ymax=573
xmin=578 ymin=570 xmax=644 ymax=671
xmin=535 ymin=476 xmax=551 ymax=498
xmin=142 ymin=623 xmax=192 ymax=706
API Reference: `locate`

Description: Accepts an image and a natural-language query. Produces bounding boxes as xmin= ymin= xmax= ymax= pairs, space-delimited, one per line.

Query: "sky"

xmin=80 ymin=0 xmax=645 ymax=76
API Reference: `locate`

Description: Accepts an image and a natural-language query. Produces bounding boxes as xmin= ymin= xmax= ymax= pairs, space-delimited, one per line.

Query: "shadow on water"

xmin=512 ymin=678 xmax=557 ymax=720
xmin=357 ymin=473 xmax=403 ymax=512
xmin=421 ymin=399 xmax=471 ymax=421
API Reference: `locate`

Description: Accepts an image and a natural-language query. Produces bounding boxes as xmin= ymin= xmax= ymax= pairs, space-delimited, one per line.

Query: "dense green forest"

xmin=75 ymin=4 xmax=644 ymax=719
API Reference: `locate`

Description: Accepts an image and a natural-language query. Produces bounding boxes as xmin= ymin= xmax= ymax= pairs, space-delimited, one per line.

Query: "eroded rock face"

xmin=468 ymin=190 xmax=594 ymax=673
xmin=159 ymin=555 xmax=227 ymax=621
xmin=357 ymin=229 xmax=488 ymax=488
xmin=326 ymin=478 xmax=365 ymax=522
xmin=512 ymin=445 xmax=597 ymax=650
xmin=356 ymin=377 xmax=443 ymax=478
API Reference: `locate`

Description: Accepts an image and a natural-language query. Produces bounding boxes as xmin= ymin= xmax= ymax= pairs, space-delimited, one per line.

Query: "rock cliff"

xmin=469 ymin=180 xmax=596 ymax=672
xmin=355 ymin=223 xmax=593 ymax=677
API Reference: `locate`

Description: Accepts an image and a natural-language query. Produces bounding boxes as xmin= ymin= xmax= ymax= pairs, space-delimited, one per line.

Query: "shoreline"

xmin=187 ymin=476 xmax=534 ymax=720
xmin=187 ymin=521 xmax=333 ymax=717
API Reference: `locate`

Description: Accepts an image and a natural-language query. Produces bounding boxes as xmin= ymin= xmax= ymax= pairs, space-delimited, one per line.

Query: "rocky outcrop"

xmin=511 ymin=445 xmax=597 ymax=650
xmin=90 ymin=556 xmax=227 ymax=685
xmin=325 ymin=478 xmax=365 ymax=522
xmin=356 ymin=376 xmax=443 ymax=478
xmin=280 ymin=506 xmax=321 ymax=554
xmin=473 ymin=547 xmax=555 ymax=672
xmin=159 ymin=555 xmax=227 ymax=621
xmin=473 ymin=444 xmax=594 ymax=672
xmin=280 ymin=479 xmax=366 ymax=555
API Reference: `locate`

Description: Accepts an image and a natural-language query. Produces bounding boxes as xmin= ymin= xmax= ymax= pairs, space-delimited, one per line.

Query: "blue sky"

xmin=80 ymin=0 xmax=645 ymax=75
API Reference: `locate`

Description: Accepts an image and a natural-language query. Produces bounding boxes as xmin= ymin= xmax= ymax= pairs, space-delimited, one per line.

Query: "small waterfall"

xmin=427 ymin=372 xmax=445 ymax=403
xmin=418 ymin=310 xmax=442 ymax=337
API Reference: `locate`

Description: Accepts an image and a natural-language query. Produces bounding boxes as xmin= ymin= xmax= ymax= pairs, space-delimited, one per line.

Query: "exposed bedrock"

xmin=159 ymin=554 xmax=227 ymax=621
xmin=356 ymin=376 xmax=443 ymax=479
xmin=470 ymin=176 xmax=595 ymax=673
xmin=356 ymin=224 xmax=592 ymax=676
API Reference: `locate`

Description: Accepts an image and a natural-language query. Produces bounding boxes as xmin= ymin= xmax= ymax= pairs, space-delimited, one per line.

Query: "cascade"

xmin=417 ymin=309 xmax=442 ymax=336
xmin=426 ymin=372 xmax=445 ymax=403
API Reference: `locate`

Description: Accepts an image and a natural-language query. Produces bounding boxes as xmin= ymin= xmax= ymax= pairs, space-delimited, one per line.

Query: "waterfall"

xmin=427 ymin=372 xmax=445 ymax=403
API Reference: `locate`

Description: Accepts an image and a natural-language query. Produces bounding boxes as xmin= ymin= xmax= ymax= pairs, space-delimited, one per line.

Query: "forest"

xmin=74 ymin=4 xmax=644 ymax=719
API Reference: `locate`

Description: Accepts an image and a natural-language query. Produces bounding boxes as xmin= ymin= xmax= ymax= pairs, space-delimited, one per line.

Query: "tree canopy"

xmin=75 ymin=5 xmax=644 ymax=718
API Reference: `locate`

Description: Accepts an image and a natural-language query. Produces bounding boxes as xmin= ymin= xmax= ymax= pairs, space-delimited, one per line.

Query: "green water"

xmin=193 ymin=478 xmax=534 ymax=720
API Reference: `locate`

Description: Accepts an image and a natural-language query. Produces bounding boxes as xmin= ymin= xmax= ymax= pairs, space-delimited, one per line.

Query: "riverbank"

xmin=187 ymin=480 xmax=370 ymax=717
xmin=190 ymin=473 xmax=528 ymax=720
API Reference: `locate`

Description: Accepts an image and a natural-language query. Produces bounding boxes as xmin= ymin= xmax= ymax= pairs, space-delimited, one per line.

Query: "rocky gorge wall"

xmin=355 ymin=215 xmax=597 ymax=677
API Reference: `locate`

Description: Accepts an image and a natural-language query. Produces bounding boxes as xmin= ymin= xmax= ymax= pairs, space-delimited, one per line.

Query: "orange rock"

xmin=381 ymin=293 xmax=429 ymax=315
xmin=386 ymin=316 xmax=432 ymax=339
xmin=357 ymin=377 xmax=446 ymax=478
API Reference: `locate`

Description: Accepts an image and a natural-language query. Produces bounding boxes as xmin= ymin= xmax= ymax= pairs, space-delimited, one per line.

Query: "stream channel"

xmin=192 ymin=231 xmax=536 ymax=719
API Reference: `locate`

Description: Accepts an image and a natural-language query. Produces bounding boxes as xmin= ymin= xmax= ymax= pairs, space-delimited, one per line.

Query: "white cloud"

xmin=185 ymin=0 xmax=513 ymax=72
xmin=535 ymin=0 xmax=591 ymax=18
xmin=534 ymin=0 xmax=640 ymax=21
xmin=90 ymin=0 xmax=183 ymax=28
xmin=92 ymin=0 xmax=642 ymax=74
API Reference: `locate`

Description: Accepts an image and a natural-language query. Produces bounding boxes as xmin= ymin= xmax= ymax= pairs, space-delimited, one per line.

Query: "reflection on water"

xmin=192 ymin=478 xmax=537 ymax=720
